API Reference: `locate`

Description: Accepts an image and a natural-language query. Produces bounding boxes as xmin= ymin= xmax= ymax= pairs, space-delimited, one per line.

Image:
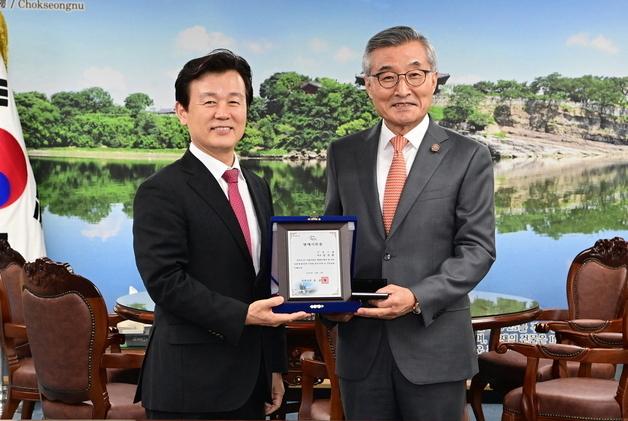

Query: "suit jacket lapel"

xmin=182 ymin=151 xmax=253 ymax=264
xmin=355 ymin=123 xmax=386 ymax=240
xmin=388 ymin=120 xmax=449 ymax=238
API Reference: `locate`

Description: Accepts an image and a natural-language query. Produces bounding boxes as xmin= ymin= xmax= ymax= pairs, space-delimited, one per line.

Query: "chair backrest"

xmin=314 ymin=318 xmax=344 ymax=420
xmin=567 ymin=237 xmax=628 ymax=320
xmin=0 ymin=239 xmax=30 ymax=359
xmin=22 ymin=257 xmax=112 ymax=418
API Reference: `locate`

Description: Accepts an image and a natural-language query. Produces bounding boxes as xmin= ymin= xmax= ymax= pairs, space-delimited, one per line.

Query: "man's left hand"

xmin=355 ymin=284 xmax=416 ymax=320
xmin=265 ymin=372 xmax=285 ymax=415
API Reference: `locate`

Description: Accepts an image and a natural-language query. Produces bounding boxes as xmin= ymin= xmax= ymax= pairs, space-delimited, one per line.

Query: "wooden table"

xmin=114 ymin=290 xmax=540 ymax=386
xmin=115 ymin=291 xmax=539 ymax=417
xmin=115 ymin=290 xmax=540 ymax=328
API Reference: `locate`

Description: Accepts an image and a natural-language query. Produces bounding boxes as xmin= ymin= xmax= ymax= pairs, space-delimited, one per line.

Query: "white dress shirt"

xmin=190 ymin=143 xmax=261 ymax=274
xmin=376 ymin=116 xmax=430 ymax=213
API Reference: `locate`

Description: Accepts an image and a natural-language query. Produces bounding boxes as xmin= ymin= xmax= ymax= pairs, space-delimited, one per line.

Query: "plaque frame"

xmin=271 ymin=215 xmax=360 ymax=313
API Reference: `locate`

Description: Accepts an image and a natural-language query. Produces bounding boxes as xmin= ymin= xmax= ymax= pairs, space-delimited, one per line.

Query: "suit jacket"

xmin=325 ymin=119 xmax=496 ymax=384
xmin=132 ymin=150 xmax=286 ymax=412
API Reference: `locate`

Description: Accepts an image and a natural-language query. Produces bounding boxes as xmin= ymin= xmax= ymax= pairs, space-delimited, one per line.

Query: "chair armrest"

xmin=497 ymin=342 xmax=585 ymax=359
xmin=3 ymin=322 xmax=27 ymax=340
xmin=101 ymin=352 xmax=144 ymax=369
xmin=556 ymin=331 xmax=623 ymax=349
xmin=497 ymin=342 xmax=628 ymax=364
xmin=539 ymin=319 xmax=622 ymax=334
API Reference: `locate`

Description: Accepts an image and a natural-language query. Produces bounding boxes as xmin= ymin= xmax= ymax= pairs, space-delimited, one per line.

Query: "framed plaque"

xmin=271 ymin=216 xmax=361 ymax=313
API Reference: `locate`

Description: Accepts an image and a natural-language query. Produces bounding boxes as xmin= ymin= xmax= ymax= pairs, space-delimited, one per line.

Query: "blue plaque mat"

xmin=273 ymin=300 xmax=361 ymax=314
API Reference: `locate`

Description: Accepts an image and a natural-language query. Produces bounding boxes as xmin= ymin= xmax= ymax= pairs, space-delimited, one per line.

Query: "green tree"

xmin=248 ymin=97 xmax=267 ymax=121
xmin=526 ymin=74 xmax=568 ymax=132
xmin=336 ymin=119 xmax=370 ymax=137
xmin=587 ymin=77 xmax=625 ymax=128
xmin=15 ymin=92 xmax=63 ymax=147
xmin=68 ymin=113 xmax=135 ymax=147
xmin=472 ymin=81 xmax=495 ymax=95
xmin=442 ymin=85 xmax=485 ymax=126
xmin=80 ymin=87 xmax=115 ymax=113
xmin=468 ymin=110 xmax=494 ymax=131
xmin=133 ymin=112 xmax=160 ymax=148
xmin=153 ymin=115 xmax=189 ymax=149
xmin=239 ymin=125 xmax=265 ymax=155
xmin=259 ymin=72 xmax=310 ymax=116
xmin=51 ymin=87 xmax=114 ymax=117
xmin=124 ymin=93 xmax=154 ymax=115
xmin=252 ymin=72 xmax=377 ymax=152
xmin=568 ymin=75 xmax=594 ymax=103
xmin=529 ymin=73 xmax=569 ymax=100
xmin=493 ymin=80 xmax=530 ymax=101
xmin=50 ymin=91 xmax=84 ymax=117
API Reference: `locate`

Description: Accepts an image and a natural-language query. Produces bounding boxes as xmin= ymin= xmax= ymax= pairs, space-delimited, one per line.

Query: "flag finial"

xmin=0 ymin=11 xmax=7 ymax=66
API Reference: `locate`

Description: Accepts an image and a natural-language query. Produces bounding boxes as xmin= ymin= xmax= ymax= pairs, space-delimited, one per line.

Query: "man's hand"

xmin=265 ymin=372 xmax=285 ymax=415
xmin=355 ymin=284 xmax=416 ymax=320
xmin=245 ymin=296 xmax=310 ymax=327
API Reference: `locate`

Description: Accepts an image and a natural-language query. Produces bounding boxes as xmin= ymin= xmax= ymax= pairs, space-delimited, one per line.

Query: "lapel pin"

xmin=430 ymin=143 xmax=440 ymax=153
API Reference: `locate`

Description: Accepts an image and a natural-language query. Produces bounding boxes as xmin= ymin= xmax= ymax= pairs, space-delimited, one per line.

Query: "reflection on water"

xmin=34 ymin=158 xmax=161 ymax=223
xmin=31 ymin=156 xmax=627 ymax=309
xmin=493 ymin=157 xmax=627 ymax=239
xmin=246 ymin=160 xmax=326 ymax=216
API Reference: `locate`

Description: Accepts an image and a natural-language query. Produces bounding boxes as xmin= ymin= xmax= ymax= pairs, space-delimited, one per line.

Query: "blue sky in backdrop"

xmin=2 ymin=0 xmax=626 ymax=109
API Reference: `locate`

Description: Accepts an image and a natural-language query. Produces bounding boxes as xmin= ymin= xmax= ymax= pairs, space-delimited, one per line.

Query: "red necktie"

xmin=222 ymin=169 xmax=252 ymax=255
xmin=382 ymin=135 xmax=408 ymax=235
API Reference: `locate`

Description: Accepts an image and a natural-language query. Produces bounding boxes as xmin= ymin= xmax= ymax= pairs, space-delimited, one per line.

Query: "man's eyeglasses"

xmin=369 ymin=69 xmax=433 ymax=89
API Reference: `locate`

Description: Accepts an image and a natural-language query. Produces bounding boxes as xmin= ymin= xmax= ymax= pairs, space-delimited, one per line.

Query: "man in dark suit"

xmin=325 ymin=26 xmax=496 ymax=420
xmin=133 ymin=49 xmax=308 ymax=420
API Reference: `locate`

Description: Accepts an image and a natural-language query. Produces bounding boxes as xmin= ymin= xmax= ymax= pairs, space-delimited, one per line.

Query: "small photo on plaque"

xmin=271 ymin=216 xmax=360 ymax=313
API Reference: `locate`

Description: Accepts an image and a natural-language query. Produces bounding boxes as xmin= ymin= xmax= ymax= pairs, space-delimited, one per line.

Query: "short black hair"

xmin=175 ymin=48 xmax=253 ymax=109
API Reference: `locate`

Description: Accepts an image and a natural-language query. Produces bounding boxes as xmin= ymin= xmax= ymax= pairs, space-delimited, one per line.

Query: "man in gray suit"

xmin=324 ymin=26 xmax=496 ymax=420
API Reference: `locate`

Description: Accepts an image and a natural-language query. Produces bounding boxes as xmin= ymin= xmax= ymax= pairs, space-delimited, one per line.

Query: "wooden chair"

xmin=469 ymin=237 xmax=628 ymax=421
xmin=500 ymin=306 xmax=628 ymax=420
xmin=298 ymin=317 xmax=344 ymax=420
xmin=0 ymin=240 xmax=40 ymax=419
xmin=22 ymin=258 xmax=146 ymax=419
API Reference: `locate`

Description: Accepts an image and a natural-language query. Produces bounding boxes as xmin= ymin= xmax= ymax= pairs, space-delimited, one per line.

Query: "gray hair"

xmin=362 ymin=26 xmax=438 ymax=75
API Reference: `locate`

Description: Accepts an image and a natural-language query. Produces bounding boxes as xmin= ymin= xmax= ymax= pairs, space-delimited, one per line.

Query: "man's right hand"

xmin=245 ymin=296 xmax=310 ymax=327
xmin=322 ymin=313 xmax=354 ymax=322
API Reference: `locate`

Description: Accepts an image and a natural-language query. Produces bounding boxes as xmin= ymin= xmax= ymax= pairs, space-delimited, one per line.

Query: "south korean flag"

xmin=0 ymin=33 xmax=47 ymax=260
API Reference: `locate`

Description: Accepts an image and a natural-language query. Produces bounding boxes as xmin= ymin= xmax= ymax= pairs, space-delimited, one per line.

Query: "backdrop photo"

xmin=1 ymin=0 xmax=626 ymax=320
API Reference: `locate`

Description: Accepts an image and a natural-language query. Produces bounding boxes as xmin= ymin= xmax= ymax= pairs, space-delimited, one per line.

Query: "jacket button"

xmin=383 ymin=253 xmax=391 ymax=261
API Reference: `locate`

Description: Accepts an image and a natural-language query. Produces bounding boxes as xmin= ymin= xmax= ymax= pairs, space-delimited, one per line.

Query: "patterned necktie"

xmin=382 ymin=135 xmax=409 ymax=235
xmin=222 ymin=169 xmax=252 ymax=256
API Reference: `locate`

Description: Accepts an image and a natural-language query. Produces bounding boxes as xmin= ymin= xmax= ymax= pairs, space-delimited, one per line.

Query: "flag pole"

xmin=0 ymin=11 xmax=7 ymax=408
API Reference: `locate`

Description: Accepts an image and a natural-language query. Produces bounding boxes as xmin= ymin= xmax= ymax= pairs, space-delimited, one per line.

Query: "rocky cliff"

xmin=434 ymin=97 xmax=628 ymax=159
xmin=491 ymin=98 xmax=626 ymax=145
